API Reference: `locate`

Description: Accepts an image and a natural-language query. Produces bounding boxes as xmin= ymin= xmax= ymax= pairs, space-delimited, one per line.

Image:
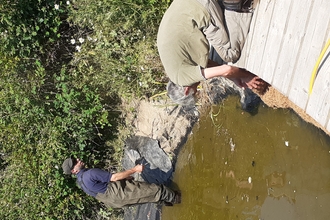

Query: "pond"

xmin=162 ymin=95 xmax=330 ymax=220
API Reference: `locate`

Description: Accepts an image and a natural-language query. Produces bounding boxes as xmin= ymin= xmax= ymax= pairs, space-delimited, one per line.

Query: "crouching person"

xmin=62 ymin=157 xmax=181 ymax=208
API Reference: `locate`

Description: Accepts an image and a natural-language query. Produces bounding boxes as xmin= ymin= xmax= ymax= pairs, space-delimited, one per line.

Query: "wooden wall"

xmin=237 ymin=0 xmax=330 ymax=134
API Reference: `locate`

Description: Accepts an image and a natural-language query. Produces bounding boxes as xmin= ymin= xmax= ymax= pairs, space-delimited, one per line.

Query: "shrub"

xmin=0 ymin=0 xmax=67 ymax=58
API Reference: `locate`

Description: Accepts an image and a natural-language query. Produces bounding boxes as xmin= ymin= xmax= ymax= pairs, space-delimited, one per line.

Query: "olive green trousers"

xmin=95 ymin=179 xmax=176 ymax=208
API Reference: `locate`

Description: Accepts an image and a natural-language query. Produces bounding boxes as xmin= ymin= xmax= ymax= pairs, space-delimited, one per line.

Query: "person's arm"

xmin=110 ymin=164 xmax=143 ymax=182
xmin=202 ymin=64 xmax=268 ymax=94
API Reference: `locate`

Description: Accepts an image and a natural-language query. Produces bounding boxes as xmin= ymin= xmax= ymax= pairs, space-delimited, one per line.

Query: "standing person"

xmin=62 ymin=157 xmax=181 ymax=208
xmin=157 ymin=0 xmax=268 ymax=105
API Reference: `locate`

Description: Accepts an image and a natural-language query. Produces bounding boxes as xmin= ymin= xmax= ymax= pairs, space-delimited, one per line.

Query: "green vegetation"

xmin=0 ymin=0 xmax=171 ymax=219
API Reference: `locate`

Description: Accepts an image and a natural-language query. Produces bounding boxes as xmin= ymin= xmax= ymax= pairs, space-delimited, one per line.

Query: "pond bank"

xmin=122 ymin=77 xmax=329 ymax=220
xmin=131 ymin=78 xmax=329 ymax=160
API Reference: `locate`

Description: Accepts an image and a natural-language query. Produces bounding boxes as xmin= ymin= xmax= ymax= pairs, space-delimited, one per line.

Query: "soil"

xmin=132 ymin=98 xmax=199 ymax=162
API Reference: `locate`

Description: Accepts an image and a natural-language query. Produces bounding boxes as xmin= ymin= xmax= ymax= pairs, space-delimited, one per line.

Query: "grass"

xmin=0 ymin=0 xmax=172 ymax=219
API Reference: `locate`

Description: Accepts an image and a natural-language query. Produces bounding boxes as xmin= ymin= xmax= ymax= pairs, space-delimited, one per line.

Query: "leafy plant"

xmin=0 ymin=0 xmax=67 ymax=57
xmin=0 ymin=57 xmax=113 ymax=218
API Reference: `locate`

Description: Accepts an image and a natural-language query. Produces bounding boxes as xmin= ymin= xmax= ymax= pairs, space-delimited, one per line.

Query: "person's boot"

xmin=164 ymin=191 xmax=181 ymax=206
xmin=173 ymin=191 xmax=181 ymax=204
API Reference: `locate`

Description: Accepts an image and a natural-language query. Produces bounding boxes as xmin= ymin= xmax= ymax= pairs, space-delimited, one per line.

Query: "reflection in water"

xmin=162 ymin=96 xmax=330 ymax=220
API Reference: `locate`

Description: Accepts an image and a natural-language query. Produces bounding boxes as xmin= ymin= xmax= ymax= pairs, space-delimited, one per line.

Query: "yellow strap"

xmin=309 ymin=39 xmax=330 ymax=95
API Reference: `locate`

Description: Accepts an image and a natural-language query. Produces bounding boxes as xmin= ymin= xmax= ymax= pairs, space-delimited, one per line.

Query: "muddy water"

xmin=162 ymin=95 xmax=330 ymax=220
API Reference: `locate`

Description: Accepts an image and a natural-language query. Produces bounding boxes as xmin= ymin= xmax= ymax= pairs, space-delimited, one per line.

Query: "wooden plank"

xmin=235 ymin=0 xmax=261 ymax=67
xmin=288 ymin=0 xmax=330 ymax=110
xmin=244 ymin=0 xmax=276 ymax=82
xmin=306 ymin=45 xmax=330 ymax=127
xmin=255 ymin=0 xmax=292 ymax=86
xmin=271 ymin=0 xmax=313 ymax=96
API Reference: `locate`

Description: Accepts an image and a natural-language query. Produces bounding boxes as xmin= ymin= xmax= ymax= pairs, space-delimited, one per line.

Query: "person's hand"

xmin=184 ymin=82 xmax=200 ymax=96
xmin=202 ymin=65 xmax=269 ymax=94
xmin=239 ymin=75 xmax=268 ymax=94
xmin=230 ymin=69 xmax=269 ymax=95
xmin=110 ymin=164 xmax=144 ymax=182
xmin=133 ymin=164 xmax=144 ymax=173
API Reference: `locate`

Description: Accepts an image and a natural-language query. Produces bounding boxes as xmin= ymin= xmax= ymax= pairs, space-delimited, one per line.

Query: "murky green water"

xmin=162 ymin=95 xmax=330 ymax=220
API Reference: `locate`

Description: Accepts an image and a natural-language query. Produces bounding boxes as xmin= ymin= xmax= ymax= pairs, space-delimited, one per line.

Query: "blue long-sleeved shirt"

xmin=76 ymin=168 xmax=112 ymax=197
